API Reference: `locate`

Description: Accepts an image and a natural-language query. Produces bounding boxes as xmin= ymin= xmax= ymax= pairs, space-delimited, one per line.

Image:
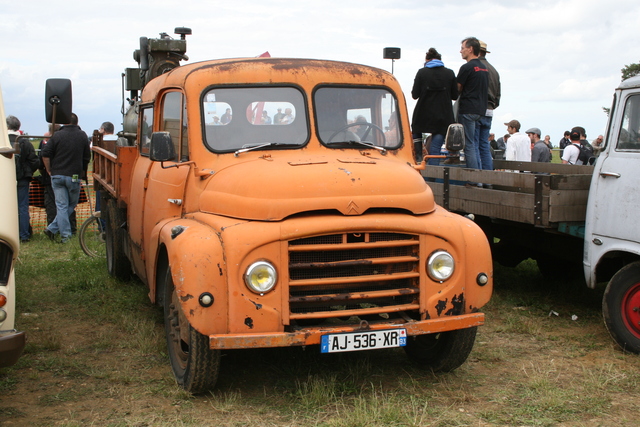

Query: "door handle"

xmin=599 ymin=171 xmax=621 ymax=178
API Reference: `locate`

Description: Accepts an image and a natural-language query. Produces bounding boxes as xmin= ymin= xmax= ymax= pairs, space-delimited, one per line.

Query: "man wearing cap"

xmin=527 ymin=127 xmax=551 ymax=162
xmin=504 ymin=119 xmax=531 ymax=162
xmin=474 ymin=40 xmax=501 ymax=171
xmin=456 ymin=37 xmax=489 ymax=170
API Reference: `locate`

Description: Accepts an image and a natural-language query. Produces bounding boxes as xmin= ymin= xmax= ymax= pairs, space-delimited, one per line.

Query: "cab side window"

xmin=617 ymin=94 xmax=640 ymax=151
xmin=161 ymin=91 xmax=189 ymax=161
xmin=139 ymin=106 xmax=154 ymax=156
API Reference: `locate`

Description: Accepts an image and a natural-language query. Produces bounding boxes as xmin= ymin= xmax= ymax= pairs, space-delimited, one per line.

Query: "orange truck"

xmin=89 ymin=28 xmax=493 ymax=393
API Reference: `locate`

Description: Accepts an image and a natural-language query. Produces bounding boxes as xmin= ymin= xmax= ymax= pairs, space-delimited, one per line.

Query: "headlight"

xmin=244 ymin=261 xmax=277 ymax=294
xmin=427 ymin=250 xmax=455 ymax=282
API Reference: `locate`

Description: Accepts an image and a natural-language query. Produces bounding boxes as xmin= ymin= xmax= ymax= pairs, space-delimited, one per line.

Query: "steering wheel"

xmin=328 ymin=122 xmax=386 ymax=145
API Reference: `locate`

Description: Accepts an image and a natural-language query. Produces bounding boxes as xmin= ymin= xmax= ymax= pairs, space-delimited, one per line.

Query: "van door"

xmin=585 ymin=91 xmax=640 ymax=281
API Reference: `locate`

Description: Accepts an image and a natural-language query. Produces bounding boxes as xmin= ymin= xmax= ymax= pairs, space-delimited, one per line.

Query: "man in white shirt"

xmin=562 ymin=130 xmax=583 ymax=164
xmin=504 ymin=119 xmax=531 ymax=161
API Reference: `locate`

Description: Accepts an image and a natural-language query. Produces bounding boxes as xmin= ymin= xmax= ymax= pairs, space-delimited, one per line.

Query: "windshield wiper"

xmin=326 ymin=140 xmax=387 ymax=154
xmin=234 ymin=142 xmax=300 ymax=157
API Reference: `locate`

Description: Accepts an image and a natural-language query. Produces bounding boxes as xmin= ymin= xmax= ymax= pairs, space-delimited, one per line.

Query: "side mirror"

xmin=45 ymin=79 xmax=73 ymax=125
xmin=149 ymin=132 xmax=176 ymax=162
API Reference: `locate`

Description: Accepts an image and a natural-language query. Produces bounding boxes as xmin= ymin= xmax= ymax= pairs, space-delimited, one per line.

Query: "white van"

xmin=0 ymin=83 xmax=26 ymax=368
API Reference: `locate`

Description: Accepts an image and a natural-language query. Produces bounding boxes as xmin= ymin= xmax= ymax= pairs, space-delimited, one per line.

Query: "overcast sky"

xmin=2 ymin=0 xmax=639 ymax=144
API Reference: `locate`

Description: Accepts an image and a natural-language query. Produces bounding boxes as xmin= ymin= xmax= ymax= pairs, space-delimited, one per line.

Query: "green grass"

xmin=2 ymin=236 xmax=640 ymax=425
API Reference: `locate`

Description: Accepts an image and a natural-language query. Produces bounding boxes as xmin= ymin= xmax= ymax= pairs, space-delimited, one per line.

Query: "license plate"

xmin=320 ymin=329 xmax=407 ymax=353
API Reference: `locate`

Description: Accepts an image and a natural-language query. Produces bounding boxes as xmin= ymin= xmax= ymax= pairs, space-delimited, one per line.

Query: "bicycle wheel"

xmin=79 ymin=214 xmax=106 ymax=258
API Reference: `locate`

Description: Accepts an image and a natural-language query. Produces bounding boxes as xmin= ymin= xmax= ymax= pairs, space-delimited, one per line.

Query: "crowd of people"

xmin=6 ymin=115 xmax=111 ymax=243
xmin=410 ymin=37 xmax=603 ymax=177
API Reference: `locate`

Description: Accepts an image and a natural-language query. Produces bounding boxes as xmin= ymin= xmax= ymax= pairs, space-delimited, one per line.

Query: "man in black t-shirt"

xmin=41 ymin=113 xmax=90 ymax=243
xmin=456 ymin=37 xmax=489 ymax=170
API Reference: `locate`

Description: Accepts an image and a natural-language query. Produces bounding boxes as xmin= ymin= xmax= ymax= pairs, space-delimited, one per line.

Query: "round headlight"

xmin=427 ymin=250 xmax=455 ymax=282
xmin=244 ymin=261 xmax=277 ymax=294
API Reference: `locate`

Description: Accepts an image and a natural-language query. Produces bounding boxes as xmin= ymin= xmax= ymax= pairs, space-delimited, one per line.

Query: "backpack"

xmin=445 ymin=123 xmax=465 ymax=151
xmin=10 ymin=134 xmax=35 ymax=180
xmin=572 ymin=143 xmax=594 ymax=165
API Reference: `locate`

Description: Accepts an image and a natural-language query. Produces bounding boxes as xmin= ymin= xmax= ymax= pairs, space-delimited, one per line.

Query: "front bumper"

xmin=209 ymin=312 xmax=483 ymax=349
xmin=0 ymin=330 xmax=25 ymax=368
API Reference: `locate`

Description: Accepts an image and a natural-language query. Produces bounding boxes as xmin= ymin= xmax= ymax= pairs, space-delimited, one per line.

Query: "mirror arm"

xmin=159 ymin=160 xmax=214 ymax=178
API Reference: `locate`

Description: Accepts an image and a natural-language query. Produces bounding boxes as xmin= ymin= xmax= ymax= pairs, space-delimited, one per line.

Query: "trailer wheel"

xmin=163 ymin=266 xmax=220 ymax=394
xmin=603 ymin=262 xmax=640 ymax=354
xmin=104 ymin=198 xmax=131 ymax=281
xmin=404 ymin=326 xmax=477 ymax=372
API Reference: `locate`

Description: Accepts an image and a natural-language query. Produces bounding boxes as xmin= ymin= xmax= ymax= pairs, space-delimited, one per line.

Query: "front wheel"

xmin=602 ymin=261 xmax=640 ymax=354
xmin=163 ymin=266 xmax=220 ymax=393
xmin=404 ymin=326 xmax=477 ymax=372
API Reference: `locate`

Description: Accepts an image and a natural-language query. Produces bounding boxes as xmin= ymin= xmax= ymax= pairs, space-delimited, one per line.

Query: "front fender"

xmin=586 ymin=237 xmax=640 ymax=288
xmin=155 ymin=219 xmax=229 ymax=336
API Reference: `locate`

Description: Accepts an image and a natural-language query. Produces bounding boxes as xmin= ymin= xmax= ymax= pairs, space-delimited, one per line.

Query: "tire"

xmin=78 ymin=214 xmax=106 ymax=258
xmin=602 ymin=261 xmax=640 ymax=354
xmin=404 ymin=326 xmax=477 ymax=372
xmin=104 ymin=198 xmax=131 ymax=281
xmin=163 ymin=266 xmax=220 ymax=394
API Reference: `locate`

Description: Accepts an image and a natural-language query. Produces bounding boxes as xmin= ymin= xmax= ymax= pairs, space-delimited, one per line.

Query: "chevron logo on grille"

xmin=346 ymin=201 xmax=360 ymax=215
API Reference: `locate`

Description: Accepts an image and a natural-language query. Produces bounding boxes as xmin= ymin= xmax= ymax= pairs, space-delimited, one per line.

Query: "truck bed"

xmin=91 ymin=133 xmax=135 ymax=206
xmin=421 ymin=161 xmax=595 ymax=227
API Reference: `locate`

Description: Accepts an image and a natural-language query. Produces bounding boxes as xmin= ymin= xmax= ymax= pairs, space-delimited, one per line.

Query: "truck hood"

xmin=199 ymin=154 xmax=435 ymax=220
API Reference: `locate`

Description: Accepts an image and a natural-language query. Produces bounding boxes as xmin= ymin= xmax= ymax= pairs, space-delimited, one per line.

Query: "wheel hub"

xmin=622 ymin=282 xmax=640 ymax=338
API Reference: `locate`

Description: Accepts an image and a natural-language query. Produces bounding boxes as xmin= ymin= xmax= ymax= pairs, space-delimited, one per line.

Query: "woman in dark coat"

xmin=411 ymin=48 xmax=459 ymax=164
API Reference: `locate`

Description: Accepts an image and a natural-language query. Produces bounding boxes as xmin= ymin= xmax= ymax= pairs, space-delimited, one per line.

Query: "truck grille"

xmin=288 ymin=232 xmax=420 ymax=324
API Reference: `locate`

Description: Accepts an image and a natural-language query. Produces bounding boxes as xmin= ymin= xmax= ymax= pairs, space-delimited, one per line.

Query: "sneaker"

xmin=44 ymin=229 xmax=55 ymax=241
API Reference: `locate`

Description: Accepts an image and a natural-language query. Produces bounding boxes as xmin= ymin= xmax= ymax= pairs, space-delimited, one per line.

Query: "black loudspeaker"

xmin=45 ymin=79 xmax=73 ymax=125
xmin=383 ymin=47 xmax=401 ymax=60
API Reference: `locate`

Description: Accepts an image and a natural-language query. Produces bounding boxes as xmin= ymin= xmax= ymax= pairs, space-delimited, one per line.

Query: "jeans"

xmin=474 ymin=115 xmax=494 ymax=170
xmin=17 ymin=179 xmax=31 ymax=241
xmin=459 ymin=113 xmax=482 ymax=169
xmin=428 ymin=134 xmax=445 ymax=166
xmin=48 ymin=175 xmax=81 ymax=241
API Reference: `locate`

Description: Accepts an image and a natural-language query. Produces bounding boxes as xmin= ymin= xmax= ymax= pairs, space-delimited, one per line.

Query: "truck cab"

xmin=584 ymin=74 xmax=640 ymax=353
xmin=92 ymin=30 xmax=493 ymax=393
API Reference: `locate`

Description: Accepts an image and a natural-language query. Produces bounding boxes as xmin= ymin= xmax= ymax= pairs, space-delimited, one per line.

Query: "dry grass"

xmin=1 ymin=236 xmax=639 ymax=426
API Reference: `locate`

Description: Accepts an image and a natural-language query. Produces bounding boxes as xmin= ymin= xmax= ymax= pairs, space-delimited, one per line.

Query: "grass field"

xmin=1 ymin=233 xmax=639 ymax=426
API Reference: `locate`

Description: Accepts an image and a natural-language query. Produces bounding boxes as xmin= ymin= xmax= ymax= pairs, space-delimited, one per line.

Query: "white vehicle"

xmin=585 ymin=75 xmax=640 ymax=353
xmin=422 ymin=75 xmax=640 ymax=354
xmin=0 ymin=83 xmax=26 ymax=368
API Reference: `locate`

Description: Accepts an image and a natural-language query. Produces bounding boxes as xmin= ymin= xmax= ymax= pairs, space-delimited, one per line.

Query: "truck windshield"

xmin=315 ymin=86 xmax=402 ymax=149
xmin=202 ymin=87 xmax=308 ymax=152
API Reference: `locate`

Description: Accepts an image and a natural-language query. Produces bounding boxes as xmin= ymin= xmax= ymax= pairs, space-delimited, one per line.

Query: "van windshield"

xmin=202 ymin=87 xmax=308 ymax=152
xmin=315 ymin=86 xmax=402 ymax=149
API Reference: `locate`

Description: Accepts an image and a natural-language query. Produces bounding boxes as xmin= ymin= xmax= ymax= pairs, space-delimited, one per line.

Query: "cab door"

xmin=130 ymin=91 xmax=190 ymax=281
xmin=585 ymin=91 xmax=640 ymax=278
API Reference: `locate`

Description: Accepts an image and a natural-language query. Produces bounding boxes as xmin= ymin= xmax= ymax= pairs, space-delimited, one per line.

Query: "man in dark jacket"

xmin=41 ymin=113 xmax=90 ymax=243
xmin=411 ymin=47 xmax=458 ymax=164
xmin=7 ymin=115 xmax=39 ymax=242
